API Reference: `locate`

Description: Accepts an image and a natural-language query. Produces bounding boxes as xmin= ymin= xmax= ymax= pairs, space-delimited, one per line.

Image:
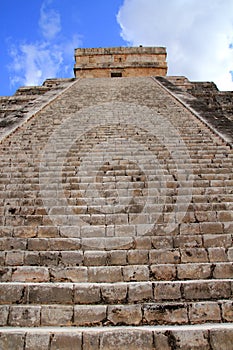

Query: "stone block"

xmin=203 ymin=234 xmax=232 ymax=248
xmin=24 ymin=251 xmax=40 ymax=265
xmin=189 ymin=302 xmax=221 ymax=323
xmin=213 ymin=263 xmax=233 ymax=278
xmin=50 ymin=238 xmax=81 ymax=250
xmin=0 ymin=332 xmax=26 ymax=350
xmin=183 ymin=281 xmax=231 ymax=300
xmin=222 ymin=301 xmax=233 ymax=321
xmin=12 ymin=267 xmax=50 ymax=282
xmin=0 ymin=267 xmax=12 ymax=282
xmin=208 ymin=247 xmax=228 ymax=262
xmin=150 ymin=249 xmax=180 ymax=264
xmin=38 ymin=226 xmax=59 ymax=237
xmin=150 ymin=264 xmax=176 ymax=281
xmin=210 ymin=329 xmax=233 ymax=350
xmin=127 ymin=249 xmax=148 ymax=264
xmin=180 ymin=223 xmax=200 ymax=235
xmin=28 ymin=284 xmax=73 ymax=304
xmin=173 ymin=235 xmax=202 ymax=248
xmin=134 ymin=237 xmax=152 ymax=249
xmin=74 ymin=283 xmax=101 ymax=304
xmin=228 ymin=247 xmax=233 ymax=260
xmin=151 ymin=236 xmax=173 ymax=249
xmin=180 ymin=248 xmax=208 ymax=263
xmin=123 ymin=265 xmax=149 ymax=281
xmin=40 ymin=251 xmax=59 ymax=266
xmin=0 ymin=306 xmax=9 ymax=326
xmin=153 ymin=331 xmax=171 ymax=350
xmin=99 ymin=329 xmax=153 ymax=350
xmin=83 ymin=332 xmax=99 ymax=350
xmin=0 ymin=284 xmax=25 ymax=304
xmin=144 ymin=304 xmax=188 ymax=325
xmin=50 ymin=267 xmax=88 ymax=282
xmin=84 ymin=251 xmax=108 ymax=266
xmin=74 ymin=305 xmax=106 ymax=326
xmin=108 ymin=304 xmax=142 ymax=325
xmin=101 ymin=283 xmax=127 ymax=303
xmin=88 ymin=266 xmax=122 ymax=283
xmin=50 ymin=332 xmax=82 ymax=350
xmin=200 ymin=222 xmax=223 ymax=234
xmin=154 ymin=282 xmax=181 ymax=301
xmin=60 ymin=251 xmax=83 ymax=266
xmin=5 ymin=251 xmax=24 ymax=266
xmin=128 ymin=282 xmax=153 ymax=302
xmin=177 ymin=263 xmax=211 ymax=280
xmin=28 ymin=238 xmax=49 ymax=251
xmin=41 ymin=305 xmax=73 ymax=326
xmin=25 ymin=333 xmax=50 ymax=350
xmin=9 ymin=305 xmax=41 ymax=326
xmin=170 ymin=330 xmax=209 ymax=349
xmin=108 ymin=250 xmax=127 ymax=265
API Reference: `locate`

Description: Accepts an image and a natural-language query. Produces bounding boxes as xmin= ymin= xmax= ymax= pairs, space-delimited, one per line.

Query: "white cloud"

xmin=8 ymin=0 xmax=82 ymax=89
xmin=39 ymin=0 xmax=61 ymax=40
xmin=117 ymin=0 xmax=233 ymax=91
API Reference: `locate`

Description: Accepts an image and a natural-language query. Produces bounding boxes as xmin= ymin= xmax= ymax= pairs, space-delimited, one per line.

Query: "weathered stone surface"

xmin=0 ymin=306 xmax=9 ymax=326
xmin=41 ymin=305 xmax=73 ymax=326
xmin=122 ymin=265 xmax=149 ymax=281
xmin=154 ymin=282 xmax=181 ymax=301
xmin=74 ymin=305 xmax=107 ymax=326
xmin=108 ymin=305 xmax=142 ymax=325
xmin=189 ymin=302 xmax=221 ymax=323
xmin=210 ymin=329 xmax=233 ymax=350
xmin=101 ymin=283 xmax=127 ymax=303
xmin=183 ymin=281 xmax=231 ymax=300
xmin=1 ymin=62 xmax=233 ymax=347
xmin=88 ymin=266 xmax=122 ymax=283
xmin=74 ymin=283 xmax=101 ymax=304
xmin=99 ymin=329 xmax=154 ymax=350
xmin=144 ymin=304 xmax=188 ymax=325
xmin=83 ymin=332 xmax=100 ymax=350
xmin=50 ymin=267 xmax=88 ymax=282
xmin=222 ymin=301 xmax=233 ymax=321
xmin=170 ymin=330 xmax=209 ymax=350
xmin=28 ymin=284 xmax=73 ymax=304
xmin=154 ymin=331 xmax=172 ymax=350
xmin=50 ymin=332 xmax=82 ymax=350
xmin=25 ymin=333 xmax=50 ymax=350
xmin=150 ymin=264 xmax=176 ymax=281
xmin=128 ymin=282 xmax=153 ymax=302
xmin=12 ymin=267 xmax=49 ymax=282
xmin=0 ymin=332 xmax=26 ymax=350
xmin=0 ymin=284 xmax=25 ymax=304
xmin=177 ymin=263 xmax=211 ymax=280
xmin=9 ymin=306 xmax=40 ymax=326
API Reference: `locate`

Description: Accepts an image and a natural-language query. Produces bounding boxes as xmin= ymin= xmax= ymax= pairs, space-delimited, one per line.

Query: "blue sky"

xmin=1 ymin=0 xmax=233 ymax=96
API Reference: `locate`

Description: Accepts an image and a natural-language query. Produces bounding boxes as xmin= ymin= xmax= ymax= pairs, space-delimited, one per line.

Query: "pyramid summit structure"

xmin=0 ymin=47 xmax=233 ymax=349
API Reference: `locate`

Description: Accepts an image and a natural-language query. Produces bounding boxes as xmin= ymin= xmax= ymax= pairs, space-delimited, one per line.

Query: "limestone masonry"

xmin=74 ymin=46 xmax=167 ymax=78
xmin=0 ymin=47 xmax=233 ymax=349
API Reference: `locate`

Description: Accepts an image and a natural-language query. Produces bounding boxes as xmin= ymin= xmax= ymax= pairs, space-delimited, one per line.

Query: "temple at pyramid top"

xmin=74 ymin=46 xmax=167 ymax=78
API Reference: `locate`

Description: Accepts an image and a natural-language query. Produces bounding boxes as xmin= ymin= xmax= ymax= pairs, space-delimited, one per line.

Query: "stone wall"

xmin=74 ymin=46 xmax=167 ymax=78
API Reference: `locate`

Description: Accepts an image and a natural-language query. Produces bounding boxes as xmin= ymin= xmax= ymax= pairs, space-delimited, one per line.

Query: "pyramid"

xmin=0 ymin=47 xmax=232 ymax=349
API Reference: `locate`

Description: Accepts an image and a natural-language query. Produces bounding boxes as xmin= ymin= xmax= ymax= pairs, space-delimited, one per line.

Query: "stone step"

xmin=0 ymin=300 xmax=232 ymax=327
xmin=0 ymin=324 xmax=233 ymax=350
xmin=1 ymin=247 xmax=232 ymax=273
xmin=1 ymin=258 xmax=233 ymax=282
xmin=0 ymin=280 xmax=232 ymax=304
xmin=0 ymin=235 xmax=232 ymax=251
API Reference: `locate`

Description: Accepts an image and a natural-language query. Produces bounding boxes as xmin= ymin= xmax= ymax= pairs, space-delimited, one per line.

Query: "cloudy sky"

xmin=1 ymin=0 xmax=233 ymax=95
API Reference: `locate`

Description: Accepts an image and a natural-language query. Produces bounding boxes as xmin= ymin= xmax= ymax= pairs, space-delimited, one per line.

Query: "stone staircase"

xmin=0 ymin=76 xmax=232 ymax=349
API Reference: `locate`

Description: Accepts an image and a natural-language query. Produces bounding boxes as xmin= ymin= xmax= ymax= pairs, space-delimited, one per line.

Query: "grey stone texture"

xmin=0 ymin=69 xmax=233 ymax=348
